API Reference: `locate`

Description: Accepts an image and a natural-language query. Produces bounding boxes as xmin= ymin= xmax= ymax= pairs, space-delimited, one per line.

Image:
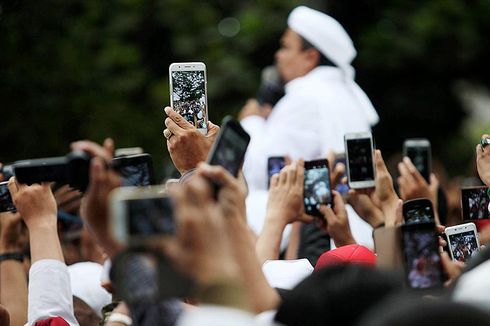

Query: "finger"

xmin=7 ymin=176 xmax=19 ymax=196
xmin=164 ymin=106 xmax=193 ymax=130
xmin=206 ymin=121 xmax=220 ymax=136
xmin=196 ymin=163 xmax=237 ymax=189
xmin=331 ymin=190 xmax=346 ymax=215
xmin=298 ymin=213 xmax=315 ymax=224
xmin=279 ymin=165 xmax=289 ymax=185
xmin=165 ymin=117 xmax=185 ymax=136
xmin=319 ymin=204 xmax=335 ymax=226
xmin=71 ymin=140 xmax=111 ymax=163
xmin=375 ymin=150 xmax=389 ymax=174
xmin=103 ymin=138 xmax=115 ymax=156
xmin=287 ymin=162 xmax=297 ymax=184
xmin=429 ymin=173 xmax=439 ymax=189
xmin=326 ymin=150 xmax=335 ymax=171
xmin=163 ymin=128 xmax=173 ymax=140
xmin=296 ymin=159 xmax=304 ymax=187
xmin=397 ymin=161 xmax=414 ymax=183
xmin=270 ymin=173 xmax=279 ymax=189
xmin=403 ymin=157 xmax=426 ymax=184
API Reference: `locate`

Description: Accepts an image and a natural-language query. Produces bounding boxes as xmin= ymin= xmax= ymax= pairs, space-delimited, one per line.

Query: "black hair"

xmin=300 ymin=36 xmax=336 ymax=67
xmin=274 ymin=264 xmax=404 ymax=326
xmin=359 ymin=295 xmax=490 ymax=326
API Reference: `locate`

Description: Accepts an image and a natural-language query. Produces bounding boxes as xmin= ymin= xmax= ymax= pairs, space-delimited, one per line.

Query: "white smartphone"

xmin=344 ymin=131 xmax=376 ymax=189
xmin=445 ymin=222 xmax=480 ymax=263
xmin=169 ymin=62 xmax=208 ymax=134
xmin=110 ymin=185 xmax=174 ymax=245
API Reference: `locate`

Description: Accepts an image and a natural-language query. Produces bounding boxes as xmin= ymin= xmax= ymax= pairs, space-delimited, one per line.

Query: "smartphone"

xmin=461 ymin=186 xmax=490 ymax=220
xmin=403 ymin=138 xmax=431 ymax=183
xmin=402 ymin=198 xmax=435 ymax=224
xmin=111 ymin=153 xmax=155 ymax=187
xmin=303 ymin=159 xmax=332 ymax=217
xmin=0 ymin=181 xmax=15 ymax=213
xmin=110 ymin=186 xmax=175 ymax=245
xmin=267 ymin=156 xmax=286 ymax=188
xmin=207 ymin=116 xmax=250 ymax=178
xmin=333 ymin=153 xmax=349 ymax=197
xmin=344 ymin=132 xmax=376 ymax=189
xmin=445 ymin=222 xmax=480 ymax=263
xmin=169 ymin=62 xmax=208 ymax=133
xmin=401 ymin=222 xmax=444 ymax=290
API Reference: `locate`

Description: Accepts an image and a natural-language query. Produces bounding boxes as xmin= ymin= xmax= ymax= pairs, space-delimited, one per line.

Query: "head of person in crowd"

xmin=314 ymin=244 xmax=377 ymax=271
xmin=274 ymin=264 xmax=403 ymax=326
xmin=68 ymin=261 xmax=112 ymax=323
xmin=359 ymin=295 xmax=490 ymax=326
xmin=275 ymin=6 xmax=356 ymax=83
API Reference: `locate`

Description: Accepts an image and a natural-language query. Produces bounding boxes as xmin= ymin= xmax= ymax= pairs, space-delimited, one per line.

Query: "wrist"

xmin=0 ymin=252 xmax=24 ymax=263
xmin=25 ymin=216 xmax=57 ymax=231
xmin=0 ymin=245 xmax=21 ymax=254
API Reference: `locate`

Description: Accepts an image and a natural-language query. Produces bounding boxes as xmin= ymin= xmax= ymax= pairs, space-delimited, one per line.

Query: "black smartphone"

xmin=461 ymin=186 xmax=490 ymax=220
xmin=112 ymin=153 xmax=155 ymax=187
xmin=401 ymin=222 xmax=444 ymax=290
xmin=344 ymin=132 xmax=376 ymax=189
xmin=304 ymin=159 xmax=332 ymax=217
xmin=267 ymin=156 xmax=286 ymax=188
xmin=13 ymin=151 xmax=91 ymax=191
xmin=207 ymin=116 xmax=250 ymax=178
xmin=0 ymin=181 xmax=15 ymax=213
xmin=403 ymin=138 xmax=431 ymax=183
xmin=402 ymin=198 xmax=435 ymax=224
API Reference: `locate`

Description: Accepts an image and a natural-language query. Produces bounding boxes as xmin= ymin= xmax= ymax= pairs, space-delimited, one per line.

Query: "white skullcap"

xmin=288 ymin=6 xmax=356 ymax=69
xmin=262 ymin=259 xmax=314 ymax=290
xmin=68 ymin=262 xmax=112 ymax=318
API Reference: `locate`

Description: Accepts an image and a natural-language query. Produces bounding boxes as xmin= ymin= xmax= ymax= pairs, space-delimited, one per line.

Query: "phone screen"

xmin=171 ymin=70 xmax=207 ymax=129
xmin=0 ymin=181 xmax=15 ymax=213
xmin=461 ymin=187 xmax=490 ymax=220
xmin=209 ymin=122 xmax=250 ymax=177
xmin=403 ymin=201 xmax=434 ymax=224
xmin=448 ymin=230 xmax=479 ymax=263
xmin=402 ymin=224 xmax=443 ymax=289
xmin=346 ymin=138 xmax=374 ymax=182
xmin=268 ymin=157 xmax=286 ymax=188
xmin=113 ymin=155 xmax=154 ymax=187
xmin=333 ymin=154 xmax=349 ymax=196
xmin=127 ymin=197 xmax=175 ymax=236
xmin=304 ymin=160 xmax=332 ymax=217
xmin=405 ymin=146 xmax=430 ymax=182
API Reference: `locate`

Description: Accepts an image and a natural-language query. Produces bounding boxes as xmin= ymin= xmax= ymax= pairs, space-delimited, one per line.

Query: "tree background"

xmin=1 ymin=0 xmax=489 ymax=180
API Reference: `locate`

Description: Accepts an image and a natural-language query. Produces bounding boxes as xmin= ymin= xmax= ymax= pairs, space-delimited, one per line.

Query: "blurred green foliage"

xmin=1 ymin=0 xmax=489 ymax=179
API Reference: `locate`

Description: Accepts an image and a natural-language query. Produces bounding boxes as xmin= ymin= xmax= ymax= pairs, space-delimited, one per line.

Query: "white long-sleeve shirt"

xmin=242 ymin=66 xmax=377 ymax=191
xmin=27 ymin=260 xmax=79 ymax=326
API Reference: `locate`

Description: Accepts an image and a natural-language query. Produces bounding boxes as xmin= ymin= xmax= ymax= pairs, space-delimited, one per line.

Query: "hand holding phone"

xmin=169 ymin=62 xmax=208 ymax=133
xmin=344 ymin=132 xmax=376 ymax=189
xmin=403 ymin=138 xmax=431 ymax=183
xmin=111 ymin=153 xmax=155 ymax=187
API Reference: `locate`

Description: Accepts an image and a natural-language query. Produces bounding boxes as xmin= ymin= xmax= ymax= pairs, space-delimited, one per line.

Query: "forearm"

xmin=233 ymin=220 xmax=281 ymax=313
xmin=0 ymin=260 xmax=28 ymax=326
xmin=256 ymin=216 xmax=287 ymax=264
xmin=380 ymin=198 xmax=400 ymax=227
xmin=28 ymin=221 xmax=64 ymax=263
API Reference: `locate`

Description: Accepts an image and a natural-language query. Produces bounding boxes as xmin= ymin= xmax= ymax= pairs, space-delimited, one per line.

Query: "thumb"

xmin=207 ymin=121 xmax=220 ymax=136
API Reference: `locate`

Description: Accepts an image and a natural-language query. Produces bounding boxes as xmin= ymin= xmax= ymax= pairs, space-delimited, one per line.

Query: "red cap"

xmin=35 ymin=317 xmax=70 ymax=326
xmin=314 ymin=244 xmax=376 ymax=271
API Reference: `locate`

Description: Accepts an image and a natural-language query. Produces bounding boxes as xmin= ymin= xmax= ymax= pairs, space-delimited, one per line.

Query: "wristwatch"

xmin=0 ymin=252 xmax=24 ymax=263
xmin=106 ymin=312 xmax=132 ymax=326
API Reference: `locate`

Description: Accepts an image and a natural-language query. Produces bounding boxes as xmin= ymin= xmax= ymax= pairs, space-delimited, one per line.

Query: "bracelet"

xmin=106 ymin=312 xmax=132 ymax=326
xmin=0 ymin=252 xmax=24 ymax=263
